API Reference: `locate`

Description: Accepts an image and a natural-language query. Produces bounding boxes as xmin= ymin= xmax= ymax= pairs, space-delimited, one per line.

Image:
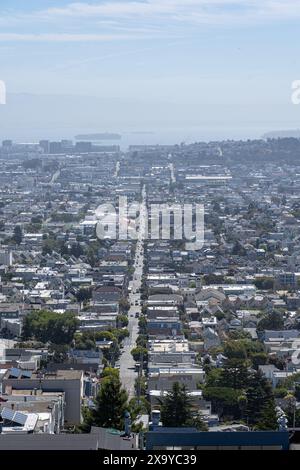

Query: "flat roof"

xmin=4 ymin=369 xmax=83 ymax=380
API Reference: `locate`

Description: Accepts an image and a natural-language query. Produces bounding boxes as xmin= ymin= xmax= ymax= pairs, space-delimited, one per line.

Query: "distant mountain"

xmin=75 ymin=133 xmax=121 ymax=140
xmin=262 ymin=129 xmax=300 ymax=139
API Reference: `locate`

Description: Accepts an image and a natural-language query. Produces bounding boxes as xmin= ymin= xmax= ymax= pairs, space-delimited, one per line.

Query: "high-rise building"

xmin=39 ymin=140 xmax=50 ymax=153
xmin=75 ymin=141 xmax=92 ymax=153
xmin=49 ymin=141 xmax=63 ymax=154
xmin=2 ymin=140 xmax=13 ymax=148
xmin=61 ymin=140 xmax=73 ymax=151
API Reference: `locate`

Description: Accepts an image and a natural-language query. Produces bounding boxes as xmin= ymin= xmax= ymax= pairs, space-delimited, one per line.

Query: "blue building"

xmin=145 ymin=427 xmax=290 ymax=450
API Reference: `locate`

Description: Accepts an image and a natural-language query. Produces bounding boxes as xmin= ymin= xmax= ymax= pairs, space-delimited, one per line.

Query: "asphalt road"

xmin=118 ymin=186 xmax=146 ymax=399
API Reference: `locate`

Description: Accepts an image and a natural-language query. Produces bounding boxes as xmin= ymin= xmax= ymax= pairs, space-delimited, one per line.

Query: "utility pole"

xmin=137 ymin=349 xmax=144 ymax=406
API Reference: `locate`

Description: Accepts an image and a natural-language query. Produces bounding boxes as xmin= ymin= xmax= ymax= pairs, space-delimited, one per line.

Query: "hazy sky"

xmin=0 ymin=1 xmax=300 ymax=141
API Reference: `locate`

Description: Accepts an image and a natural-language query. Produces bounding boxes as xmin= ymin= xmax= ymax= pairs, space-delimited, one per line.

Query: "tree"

xmin=119 ymin=298 xmax=130 ymax=313
xmin=268 ymin=355 xmax=285 ymax=370
xmin=94 ymin=331 xmax=116 ymax=342
xmin=238 ymin=393 xmax=247 ymax=421
xmin=135 ymin=376 xmax=147 ymax=396
xmin=117 ymin=315 xmax=129 ymax=328
xmin=254 ymin=277 xmax=274 ymax=290
xmin=285 ymin=396 xmax=300 ymax=427
xmin=257 ymin=311 xmax=284 ymax=331
xmin=70 ymin=243 xmax=84 ymax=258
xmin=101 ymin=367 xmax=120 ymax=379
xmin=138 ymin=316 xmax=147 ymax=334
xmin=49 ymin=344 xmax=69 ymax=363
xmin=191 ymin=414 xmax=209 ymax=431
xmin=255 ymin=400 xmax=278 ymax=431
xmin=74 ymin=332 xmax=96 ymax=350
xmin=205 ymin=368 xmax=223 ymax=388
xmin=232 ymin=241 xmax=246 ymax=256
xmin=87 ymin=372 xmax=128 ymax=430
xmin=76 ymin=287 xmax=92 ymax=304
xmin=31 ymin=215 xmax=43 ymax=225
xmin=129 ymin=396 xmax=150 ymax=418
xmin=228 ymin=330 xmax=251 ymax=340
xmin=223 ymin=340 xmax=247 ymax=360
xmin=295 ymin=384 xmax=300 ymax=401
xmin=131 ymin=346 xmax=148 ymax=362
xmin=42 ymin=236 xmax=61 ymax=255
xmin=220 ymin=360 xmax=250 ymax=390
xmin=159 ymin=382 xmax=193 ymax=427
xmin=136 ymin=334 xmax=148 ymax=348
xmin=245 ymin=370 xmax=277 ymax=430
xmin=22 ymin=310 xmax=79 ymax=345
xmin=274 ymin=388 xmax=288 ymax=399
xmin=113 ymin=328 xmax=130 ymax=342
xmin=250 ymin=352 xmax=268 ymax=369
xmin=203 ymin=387 xmax=241 ymax=418
xmin=280 ymin=371 xmax=300 ymax=389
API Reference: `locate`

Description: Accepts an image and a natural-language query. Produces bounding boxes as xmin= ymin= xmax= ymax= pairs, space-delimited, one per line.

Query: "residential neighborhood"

xmin=1 ymin=138 xmax=300 ymax=450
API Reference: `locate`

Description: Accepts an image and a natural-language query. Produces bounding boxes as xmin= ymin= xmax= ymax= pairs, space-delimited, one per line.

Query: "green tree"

xmin=22 ymin=310 xmax=79 ymax=345
xmin=223 ymin=341 xmax=247 ymax=360
xmin=254 ymin=277 xmax=274 ymax=290
xmin=232 ymin=241 xmax=246 ymax=256
xmin=129 ymin=396 xmax=150 ymax=419
xmin=113 ymin=328 xmax=130 ymax=342
xmin=101 ymin=367 xmax=120 ymax=379
xmin=138 ymin=316 xmax=147 ymax=334
xmin=74 ymin=332 xmax=95 ymax=350
xmin=250 ymin=352 xmax=268 ymax=369
xmin=131 ymin=346 xmax=148 ymax=362
xmin=268 ymin=355 xmax=285 ymax=370
xmin=255 ymin=401 xmax=278 ymax=431
xmin=117 ymin=315 xmax=129 ymax=328
xmin=76 ymin=287 xmax=92 ymax=304
xmin=136 ymin=334 xmax=148 ymax=348
xmin=135 ymin=376 xmax=147 ymax=396
xmin=191 ymin=413 xmax=209 ymax=431
xmin=119 ymin=298 xmax=130 ymax=313
xmin=49 ymin=344 xmax=69 ymax=363
xmin=203 ymin=387 xmax=241 ymax=418
xmin=257 ymin=311 xmax=284 ymax=331
xmin=220 ymin=359 xmax=250 ymax=390
xmin=159 ymin=382 xmax=193 ymax=427
xmin=70 ymin=243 xmax=84 ymax=258
xmin=245 ymin=370 xmax=277 ymax=430
xmin=87 ymin=372 xmax=128 ymax=430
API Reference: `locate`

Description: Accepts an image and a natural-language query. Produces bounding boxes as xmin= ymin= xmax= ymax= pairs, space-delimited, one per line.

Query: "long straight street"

xmin=119 ymin=186 xmax=146 ymax=399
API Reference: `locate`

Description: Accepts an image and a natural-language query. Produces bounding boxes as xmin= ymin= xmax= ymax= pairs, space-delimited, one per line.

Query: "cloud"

xmin=41 ymin=0 xmax=300 ymax=23
xmin=0 ymin=33 xmax=157 ymax=42
xmin=1 ymin=1 xmax=300 ymax=42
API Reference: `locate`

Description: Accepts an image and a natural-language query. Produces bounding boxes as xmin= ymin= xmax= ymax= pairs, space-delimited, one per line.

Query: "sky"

xmin=0 ymin=0 xmax=300 ymax=142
